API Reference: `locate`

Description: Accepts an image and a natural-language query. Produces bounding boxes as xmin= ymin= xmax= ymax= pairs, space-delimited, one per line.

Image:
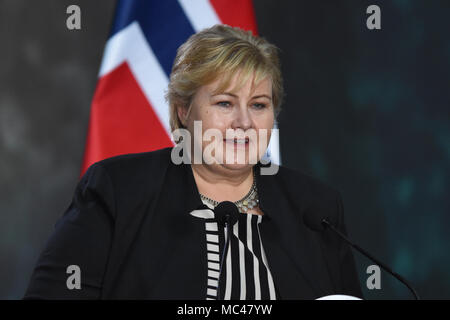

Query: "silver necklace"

xmin=199 ymin=172 xmax=259 ymax=214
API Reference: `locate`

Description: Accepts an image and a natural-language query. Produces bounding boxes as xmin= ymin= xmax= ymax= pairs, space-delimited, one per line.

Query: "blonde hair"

xmin=166 ymin=24 xmax=284 ymax=132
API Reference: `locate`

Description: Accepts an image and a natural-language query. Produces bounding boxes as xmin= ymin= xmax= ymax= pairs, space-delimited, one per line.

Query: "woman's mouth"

xmin=223 ymin=138 xmax=250 ymax=147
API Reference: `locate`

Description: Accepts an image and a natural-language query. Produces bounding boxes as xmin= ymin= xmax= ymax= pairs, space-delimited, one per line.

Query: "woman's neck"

xmin=191 ymin=164 xmax=254 ymax=203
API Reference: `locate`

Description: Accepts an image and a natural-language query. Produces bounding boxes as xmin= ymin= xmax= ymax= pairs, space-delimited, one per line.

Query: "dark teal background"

xmin=256 ymin=0 xmax=450 ymax=299
xmin=0 ymin=0 xmax=448 ymax=299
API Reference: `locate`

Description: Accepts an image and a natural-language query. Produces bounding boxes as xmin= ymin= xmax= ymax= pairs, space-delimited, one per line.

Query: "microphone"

xmin=303 ymin=206 xmax=420 ymax=300
xmin=214 ymin=201 xmax=240 ymax=300
xmin=215 ymin=201 xmax=240 ymax=228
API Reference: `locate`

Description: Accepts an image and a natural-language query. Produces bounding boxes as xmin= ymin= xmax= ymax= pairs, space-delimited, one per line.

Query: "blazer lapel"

xmin=159 ymin=162 xmax=208 ymax=299
xmin=256 ymin=167 xmax=335 ymax=299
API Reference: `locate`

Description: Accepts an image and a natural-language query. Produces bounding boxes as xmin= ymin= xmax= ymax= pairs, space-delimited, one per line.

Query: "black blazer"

xmin=24 ymin=147 xmax=362 ymax=299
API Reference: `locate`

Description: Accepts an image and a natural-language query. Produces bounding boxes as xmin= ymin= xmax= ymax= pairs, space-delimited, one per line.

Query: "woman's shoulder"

xmin=79 ymin=148 xmax=174 ymax=195
xmin=92 ymin=147 xmax=173 ymax=176
xmin=262 ymin=163 xmax=340 ymax=195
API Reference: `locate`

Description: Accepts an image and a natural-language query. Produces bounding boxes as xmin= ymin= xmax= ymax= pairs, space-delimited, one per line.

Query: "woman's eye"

xmin=217 ymin=101 xmax=231 ymax=107
xmin=252 ymin=103 xmax=266 ymax=109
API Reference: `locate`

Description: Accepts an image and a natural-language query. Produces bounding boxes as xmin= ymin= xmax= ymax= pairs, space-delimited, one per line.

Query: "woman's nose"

xmin=231 ymin=104 xmax=252 ymax=130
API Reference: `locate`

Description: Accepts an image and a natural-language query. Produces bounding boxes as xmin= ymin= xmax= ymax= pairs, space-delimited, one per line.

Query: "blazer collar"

xmin=255 ymin=163 xmax=335 ymax=299
xmin=180 ymin=162 xmax=205 ymax=213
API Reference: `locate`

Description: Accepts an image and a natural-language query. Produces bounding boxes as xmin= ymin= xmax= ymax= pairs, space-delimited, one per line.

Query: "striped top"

xmin=190 ymin=205 xmax=277 ymax=300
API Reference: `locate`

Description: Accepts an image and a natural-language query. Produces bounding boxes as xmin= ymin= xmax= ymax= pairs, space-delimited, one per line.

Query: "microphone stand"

xmin=217 ymin=215 xmax=232 ymax=300
xmin=322 ymin=218 xmax=420 ymax=300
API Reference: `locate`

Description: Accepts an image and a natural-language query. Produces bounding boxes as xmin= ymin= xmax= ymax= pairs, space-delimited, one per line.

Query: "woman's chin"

xmin=219 ymin=162 xmax=253 ymax=172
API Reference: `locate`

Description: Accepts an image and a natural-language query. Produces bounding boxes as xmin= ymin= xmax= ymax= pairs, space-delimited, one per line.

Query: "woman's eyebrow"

xmin=211 ymin=92 xmax=238 ymax=98
xmin=252 ymin=94 xmax=272 ymax=100
xmin=211 ymin=92 xmax=272 ymax=100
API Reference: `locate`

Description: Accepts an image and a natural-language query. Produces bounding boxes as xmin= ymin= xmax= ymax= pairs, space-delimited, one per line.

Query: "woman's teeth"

xmin=225 ymin=138 xmax=249 ymax=144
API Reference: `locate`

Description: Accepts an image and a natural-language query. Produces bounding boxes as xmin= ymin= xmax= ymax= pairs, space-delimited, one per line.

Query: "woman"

xmin=24 ymin=25 xmax=362 ymax=300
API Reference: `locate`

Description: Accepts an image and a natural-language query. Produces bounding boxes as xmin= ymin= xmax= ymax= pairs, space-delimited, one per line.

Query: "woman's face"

xmin=179 ymin=71 xmax=275 ymax=173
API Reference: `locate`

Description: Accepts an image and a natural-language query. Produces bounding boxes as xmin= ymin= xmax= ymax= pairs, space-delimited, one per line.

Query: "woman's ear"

xmin=176 ymin=104 xmax=189 ymax=127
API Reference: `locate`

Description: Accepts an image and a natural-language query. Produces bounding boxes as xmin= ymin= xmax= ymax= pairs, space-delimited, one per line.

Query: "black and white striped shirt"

xmin=190 ymin=205 xmax=277 ymax=300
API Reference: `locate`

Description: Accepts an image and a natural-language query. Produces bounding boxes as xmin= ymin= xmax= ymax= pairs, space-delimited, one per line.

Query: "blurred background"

xmin=1 ymin=0 xmax=449 ymax=299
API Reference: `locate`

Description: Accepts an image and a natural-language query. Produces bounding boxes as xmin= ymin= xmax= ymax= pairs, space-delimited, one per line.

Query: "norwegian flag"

xmin=81 ymin=0 xmax=280 ymax=176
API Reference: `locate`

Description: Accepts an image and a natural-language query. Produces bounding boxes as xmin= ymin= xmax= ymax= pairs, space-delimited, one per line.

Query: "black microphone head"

xmin=302 ymin=201 xmax=335 ymax=232
xmin=214 ymin=201 xmax=240 ymax=227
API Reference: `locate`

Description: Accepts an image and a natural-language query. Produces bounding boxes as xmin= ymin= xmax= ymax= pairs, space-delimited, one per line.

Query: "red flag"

xmin=81 ymin=0 xmax=259 ymax=176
